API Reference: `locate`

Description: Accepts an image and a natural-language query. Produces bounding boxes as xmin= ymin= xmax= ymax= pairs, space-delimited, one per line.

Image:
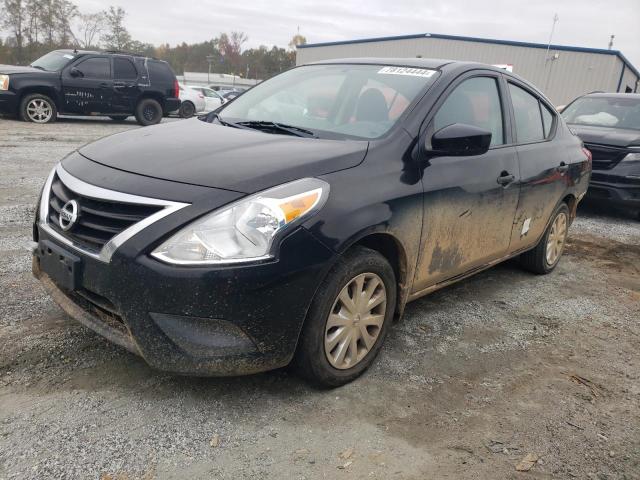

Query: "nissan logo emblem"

xmin=59 ymin=199 xmax=79 ymax=231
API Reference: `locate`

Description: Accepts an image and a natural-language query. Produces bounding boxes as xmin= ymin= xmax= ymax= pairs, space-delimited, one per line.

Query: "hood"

xmin=568 ymin=124 xmax=640 ymax=148
xmin=0 ymin=64 xmax=47 ymax=75
xmin=79 ymin=119 xmax=368 ymax=193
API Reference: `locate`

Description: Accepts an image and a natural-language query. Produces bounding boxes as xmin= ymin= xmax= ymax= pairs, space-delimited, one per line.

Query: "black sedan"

xmin=32 ymin=59 xmax=591 ymax=387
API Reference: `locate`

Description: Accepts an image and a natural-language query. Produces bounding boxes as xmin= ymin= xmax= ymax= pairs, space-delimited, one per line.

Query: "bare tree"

xmin=101 ymin=6 xmax=132 ymax=51
xmin=218 ymin=31 xmax=248 ymax=74
xmin=74 ymin=11 xmax=104 ymax=48
xmin=55 ymin=0 xmax=79 ymax=47
xmin=1 ymin=0 xmax=27 ymax=62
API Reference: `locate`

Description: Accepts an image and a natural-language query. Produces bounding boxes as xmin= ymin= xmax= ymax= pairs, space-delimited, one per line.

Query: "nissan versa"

xmin=32 ymin=59 xmax=592 ymax=387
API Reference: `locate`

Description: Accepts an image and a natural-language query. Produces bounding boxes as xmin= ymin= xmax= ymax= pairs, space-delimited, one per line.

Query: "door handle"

xmin=99 ymin=82 xmax=110 ymax=88
xmin=497 ymin=171 xmax=516 ymax=186
xmin=557 ymin=162 xmax=569 ymax=173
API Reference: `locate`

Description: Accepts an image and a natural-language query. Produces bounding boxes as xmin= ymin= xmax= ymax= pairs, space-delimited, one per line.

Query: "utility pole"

xmin=608 ymin=35 xmax=615 ymax=50
xmin=544 ymin=13 xmax=559 ymax=93
xmin=206 ymin=55 xmax=215 ymax=85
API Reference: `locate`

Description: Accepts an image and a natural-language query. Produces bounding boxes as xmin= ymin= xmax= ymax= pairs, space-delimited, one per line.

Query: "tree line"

xmin=0 ymin=1 xmax=307 ymax=79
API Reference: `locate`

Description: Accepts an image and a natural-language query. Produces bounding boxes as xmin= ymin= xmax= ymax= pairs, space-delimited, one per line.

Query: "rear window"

xmin=148 ymin=60 xmax=175 ymax=83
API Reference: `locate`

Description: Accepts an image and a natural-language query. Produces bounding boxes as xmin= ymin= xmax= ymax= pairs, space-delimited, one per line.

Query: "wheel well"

xmin=352 ymin=233 xmax=408 ymax=320
xmin=138 ymin=93 xmax=165 ymax=109
xmin=562 ymin=194 xmax=577 ymax=224
xmin=19 ymin=87 xmax=60 ymax=109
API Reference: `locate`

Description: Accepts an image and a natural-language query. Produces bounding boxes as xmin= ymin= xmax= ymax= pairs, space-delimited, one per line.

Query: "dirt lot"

xmin=0 ymin=116 xmax=639 ymax=480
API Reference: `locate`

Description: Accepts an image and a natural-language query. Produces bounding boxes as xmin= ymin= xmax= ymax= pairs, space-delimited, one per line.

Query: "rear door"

xmin=62 ymin=56 xmax=112 ymax=114
xmin=505 ymin=80 xmax=567 ymax=253
xmin=412 ymin=71 xmax=521 ymax=291
xmin=111 ymin=56 xmax=141 ymax=114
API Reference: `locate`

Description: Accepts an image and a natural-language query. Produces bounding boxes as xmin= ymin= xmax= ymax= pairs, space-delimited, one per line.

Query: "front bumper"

xmin=587 ymin=163 xmax=640 ymax=208
xmin=33 ymin=226 xmax=335 ymax=376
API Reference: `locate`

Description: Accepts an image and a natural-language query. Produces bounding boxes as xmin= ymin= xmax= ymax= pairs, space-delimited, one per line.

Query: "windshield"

xmin=218 ymin=64 xmax=439 ymax=139
xmin=31 ymin=51 xmax=76 ymax=72
xmin=562 ymin=96 xmax=640 ymax=131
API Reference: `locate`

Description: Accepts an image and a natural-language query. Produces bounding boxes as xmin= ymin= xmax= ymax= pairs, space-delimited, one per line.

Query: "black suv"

xmin=0 ymin=49 xmax=180 ymax=126
xmin=562 ymin=93 xmax=640 ymax=213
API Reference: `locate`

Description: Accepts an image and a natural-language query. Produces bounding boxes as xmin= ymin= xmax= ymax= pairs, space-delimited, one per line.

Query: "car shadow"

xmin=578 ymin=198 xmax=638 ymax=221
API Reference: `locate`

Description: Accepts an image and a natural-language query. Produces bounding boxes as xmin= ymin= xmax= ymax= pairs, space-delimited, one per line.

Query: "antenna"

xmin=608 ymin=35 xmax=615 ymax=50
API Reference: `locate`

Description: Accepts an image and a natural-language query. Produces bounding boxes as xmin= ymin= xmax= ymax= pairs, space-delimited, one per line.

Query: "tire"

xmin=109 ymin=115 xmax=128 ymax=122
xmin=19 ymin=93 xmax=57 ymax=123
xmin=179 ymin=101 xmax=196 ymax=119
xmin=134 ymin=98 xmax=163 ymax=126
xmin=294 ymin=246 xmax=397 ymax=388
xmin=520 ymin=203 xmax=570 ymax=274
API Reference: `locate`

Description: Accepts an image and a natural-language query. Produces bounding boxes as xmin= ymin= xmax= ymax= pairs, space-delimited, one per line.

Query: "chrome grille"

xmin=39 ymin=165 xmax=189 ymax=263
xmin=48 ymin=173 xmax=163 ymax=252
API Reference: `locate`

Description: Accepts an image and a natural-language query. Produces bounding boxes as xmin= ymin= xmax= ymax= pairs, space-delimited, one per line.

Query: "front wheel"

xmin=294 ymin=246 xmax=396 ymax=387
xmin=135 ymin=98 xmax=163 ymax=126
xmin=20 ymin=93 xmax=57 ymax=123
xmin=520 ymin=203 xmax=570 ymax=274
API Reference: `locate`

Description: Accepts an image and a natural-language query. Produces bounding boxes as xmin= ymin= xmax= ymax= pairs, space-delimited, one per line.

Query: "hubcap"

xmin=324 ymin=273 xmax=387 ymax=370
xmin=546 ymin=212 xmax=567 ymax=266
xmin=26 ymin=99 xmax=52 ymax=123
xmin=144 ymin=106 xmax=156 ymax=121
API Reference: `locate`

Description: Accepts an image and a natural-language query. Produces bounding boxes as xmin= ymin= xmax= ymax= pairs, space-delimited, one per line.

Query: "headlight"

xmin=151 ymin=178 xmax=329 ymax=265
xmin=622 ymin=152 xmax=640 ymax=162
xmin=0 ymin=75 xmax=9 ymax=91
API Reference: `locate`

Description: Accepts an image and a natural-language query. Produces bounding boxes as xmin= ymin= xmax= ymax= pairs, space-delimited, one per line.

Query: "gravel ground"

xmin=0 ymin=116 xmax=639 ymax=480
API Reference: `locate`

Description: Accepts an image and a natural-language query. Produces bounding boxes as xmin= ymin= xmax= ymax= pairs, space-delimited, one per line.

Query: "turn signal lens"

xmin=151 ymin=178 xmax=329 ymax=265
xmin=0 ymin=75 xmax=9 ymax=91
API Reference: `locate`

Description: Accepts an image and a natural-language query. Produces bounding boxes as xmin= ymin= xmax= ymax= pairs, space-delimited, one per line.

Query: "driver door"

xmin=412 ymin=72 xmax=521 ymax=292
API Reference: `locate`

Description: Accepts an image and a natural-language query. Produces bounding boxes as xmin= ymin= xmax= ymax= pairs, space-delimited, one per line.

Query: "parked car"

xmin=187 ymin=86 xmax=225 ymax=111
xmin=0 ymin=49 xmax=180 ymax=126
xmin=175 ymin=84 xmax=206 ymax=118
xmin=561 ymin=92 xmax=640 ymax=214
xmin=32 ymin=58 xmax=591 ymax=387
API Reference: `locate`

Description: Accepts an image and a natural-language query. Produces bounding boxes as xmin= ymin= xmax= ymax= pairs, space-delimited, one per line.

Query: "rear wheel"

xmin=20 ymin=93 xmax=57 ymax=123
xmin=295 ymin=246 xmax=396 ymax=387
xmin=134 ymin=98 xmax=163 ymax=126
xmin=179 ymin=101 xmax=196 ymax=118
xmin=520 ymin=203 xmax=569 ymax=274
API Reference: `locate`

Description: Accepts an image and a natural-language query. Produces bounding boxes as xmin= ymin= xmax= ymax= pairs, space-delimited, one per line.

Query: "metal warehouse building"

xmin=296 ymin=32 xmax=640 ymax=105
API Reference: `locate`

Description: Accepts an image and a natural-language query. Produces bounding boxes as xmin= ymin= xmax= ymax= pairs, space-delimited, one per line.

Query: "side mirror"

xmin=427 ymin=123 xmax=492 ymax=157
xmin=69 ymin=67 xmax=83 ymax=78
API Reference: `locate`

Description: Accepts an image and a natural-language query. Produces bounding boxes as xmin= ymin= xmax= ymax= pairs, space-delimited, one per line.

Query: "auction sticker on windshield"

xmin=378 ymin=66 xmax=436 ymax=77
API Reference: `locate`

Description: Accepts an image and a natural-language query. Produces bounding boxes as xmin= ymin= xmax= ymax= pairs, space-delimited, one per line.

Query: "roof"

xmin=299 ymin=32 xmax=640 ymax=78
xmin=584 ymin=92 xmax=640 ymax=99
xmin=310 ymin=57 xmax=454 ymax=69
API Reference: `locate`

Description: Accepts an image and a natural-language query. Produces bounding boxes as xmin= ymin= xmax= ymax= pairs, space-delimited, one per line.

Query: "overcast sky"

xmin=74 ymin=0 xmax=640 ymax=66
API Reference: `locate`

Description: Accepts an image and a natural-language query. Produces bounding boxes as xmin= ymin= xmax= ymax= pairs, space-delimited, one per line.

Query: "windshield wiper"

xmin=30 ymin=65 xmax=46 ymax=71
xmin=236 ymin=121 xmax=318 ymax=138
xmin=207 ymin=112 xmax=253 ymax=130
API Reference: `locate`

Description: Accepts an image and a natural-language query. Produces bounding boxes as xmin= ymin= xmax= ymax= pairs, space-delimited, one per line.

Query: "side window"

xmin=76 ymin=57 xmax=111 ymax=79
xmin=114 ymin=57 xmax=138 ymax=80
xmin=508 ymin=83 xmax=545 ymax=143
xmin=434 ymin=77 xmax=504 ymax=146
xmin=541 ymin=103 xmax=554 ymax=138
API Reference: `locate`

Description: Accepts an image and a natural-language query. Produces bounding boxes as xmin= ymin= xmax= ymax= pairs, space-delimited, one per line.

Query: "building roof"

xmin=299 ymin=32 xmax=640 ymax=78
